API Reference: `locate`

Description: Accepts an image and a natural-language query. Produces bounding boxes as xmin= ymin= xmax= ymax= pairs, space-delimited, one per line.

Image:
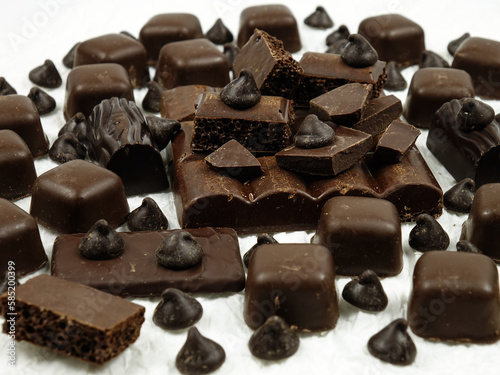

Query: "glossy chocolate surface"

xmin=374 ymin=120 xmax=420 ymax=163
xmin=160 ymin=85 xmax=219 ymax=122
xmin=351 ymin=94 xmax=403 ymax=136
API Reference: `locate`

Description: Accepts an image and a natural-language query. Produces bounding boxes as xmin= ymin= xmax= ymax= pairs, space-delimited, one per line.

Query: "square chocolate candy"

xmin=408 ymin=251 xmax=500 ymax=343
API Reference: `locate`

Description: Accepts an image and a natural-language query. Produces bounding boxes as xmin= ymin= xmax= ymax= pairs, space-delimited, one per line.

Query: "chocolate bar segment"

xmin=160 ymin=85 xmax=219 ymax=122
xmin=351 ymin=94 xmax=403 ymax=136
xmin=373 ymin=120 xmax=420 ymax=163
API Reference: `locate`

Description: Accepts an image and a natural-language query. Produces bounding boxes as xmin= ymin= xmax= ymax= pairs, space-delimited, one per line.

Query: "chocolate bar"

xmin=351 ymin=94 xmax=403 ymax=136
xmin=373 ymin=120 xmax=420 ymax=163
xmin=160 ymin=85 xmax=219 ymax=122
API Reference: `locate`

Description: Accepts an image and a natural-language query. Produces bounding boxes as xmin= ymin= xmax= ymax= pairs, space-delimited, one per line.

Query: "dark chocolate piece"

xmin=342 ymin=270 xmax=388 ymax=311
xmin=176 ymin=327 xmax=225 ymax=375
xmin=456 ymin=98 xmax=495 ymax=132
xmin=142 ymin=81 xmax=165 ymax=112
xmin=443 ymin=178 xmax=475 ymax=213
xmin=58 ymin=112 xmax=87 ymax=142
xmin=248 ymin=315 xmax=299 ymax=360
xmin=294 ymin=114 xmax=335 ymax=149
xmin=341 ymin=34 xmax=378 ymax=68
xmin=48 ymin=133 xmax=87 ymax=164
xmin=62 ymin=42 xmax=80 ymax=68
xmin=153 ymin=288 xmax=203 ymax=330
xmin=28 ymin=59 xmax=62 ymax=88
xmin=223 ymin=43 xmax=239 ymax=68
xmin=206 ymin=18 xmax=233 ymax=45
xmin=220 ymin=69 xmax=261 ymax=109
xmin=496 ymin=113 xmax=500 ymax=124
xmin=373 ymin=120 xmax=420 ymax=163
xmin=367 ymin=319 xmax=416 ymax=365
xmin=127 ymin=197 xmax=169 ymax=231
xmin=0 ymin=274 xmax=145 ymax=364
xmin=145 ymin=115 xmax=180 ymax=151
xmin=419 ymin=50 xmax=450 ymax=69
xmin=0 ymin=77 xmax=16 ymax=95
xmin=325 ymin=39 xmax=348 ymax=54
xmin=28 ymin=87 xmax=56 ymax=115
xmin=456 ymin=240 xmax=481 ymax=253
xmin=160 ymin=85 xmax=219 ymax=122
xmin=352 ymin=94 xmax=403 ymax=136
xmin=326 ymin=25 xmax=349 ymax=46
xmin=384 ymin=61 xmax=407 ymax=91
xmin=156 ymin=230 xmax=203 ymax=270
xmin=304 ymin=6 xmax=333 ymax=29
xmin=448 ymin=33 xmax=470 ymax=56
xmin=79 ymin=219 xmax=125 ymax=260
xmin=243 ymin=234 xmax=278 ymax=268
xmin=409 ymin=214 xmax=449 ymax=252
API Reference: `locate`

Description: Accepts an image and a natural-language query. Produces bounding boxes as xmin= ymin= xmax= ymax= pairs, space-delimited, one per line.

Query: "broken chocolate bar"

xmin=373 ymin=120 xmax=420 ymax=163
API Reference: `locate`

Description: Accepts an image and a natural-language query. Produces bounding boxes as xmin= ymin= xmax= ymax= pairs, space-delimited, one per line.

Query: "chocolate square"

xmin=351 ymin=94 xmax=403 ymax=136
xmin=373 ymin=120 xmax=420 ymax=163
xmin=160 ymin=85 xmax=219 ymax=122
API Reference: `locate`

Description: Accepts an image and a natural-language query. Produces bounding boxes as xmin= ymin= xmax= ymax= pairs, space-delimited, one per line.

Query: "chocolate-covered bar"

xmin=237 ymin=4 xmax=301 ymax=53
xmin=160 ymin=85 xmax=219 ymax=122
xmin=73 ymin=33 xmax=149 ymax=88
xmin=408 ymin=251 xmax=500 ymax=343
xmin=0 ymin=274 xmax=145 ymax=364
xmin=358 ymin=14 xmax=425 ymax=66
xmin=0 ymin=130 xmax=37 ymax=200
xmin=87 ymin=97 xmax=168 ymax=195
xmin=30 ymin=160 xmax=129 ymax=234
xmin=244 ymin=243 xmax=338 ymax=331
xmin=312 ymin=196 xmax=403 ymax=276
xmin=0 ymin=198 xmax=47 ymax=277
xmin=426 ymin=99 xmax=500 ymax=187
xmin=51 ymin=228 xmax=245 ymax=297
xmin=0 ymin=95 xmax=49 ymax=157
xmin=452 ymin=37 xmax=500 ymax=99
xmin=351 ymin=94 xmax=403 ymax=136
xmin=373 ymin=120 xmax=420 ymax=163
xmin=403 ymin=68 xmax=474 ymax=128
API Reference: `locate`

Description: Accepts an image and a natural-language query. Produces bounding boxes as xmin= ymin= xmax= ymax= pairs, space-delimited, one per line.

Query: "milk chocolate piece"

xmin=28 ymin=59 xmax=62 ymax=88
xmin=0 ymin=77 xmax=17 ymax=95
xmin=373 ymin=120 xmax=420 ymax=163
xmin=326 ymin=25 xmax=349 ymax=46
xmin=293 ymin=114 xmax=335 ymax=149
xmin=443 ymin=178 xmax=475 ymax=213
xmin=341 ymin=34 xmax=378 ymax=68
xmin=351 ymin=94 xmax=403 ymax=136
xmin=384 ymin=61 xmax=407 ymax=91
xmin=156 ymin=230 xmax=203 ymax=270
xmin=48 ymin=133 xmax=87 ymax=164
xmin=145 ymin=115 xmax=180 ymax=151
xmin=342 ymin=270 xmax=388 ymax=311
xmin=79 ymin=219 xmax=125 ymax=260
xmin=205 ymin=18 xmax=233 ymax=45
xmin=368 ymin=319 xmax=416 ymax=365
xmin=448 ymin=33 xmax=470 ymax=56
xmin=408 ymin=251 xmax=500 ymax=343
xmin=51 ymin=227 xmax=245 ymax=296
xmin=419 ymin=50 xmax=450 ymax=69
xmin=248 ymin=316 xmax=299 ymax=360
xmin=127 ymin=197 xmax=169 ymax=231
xmin=62 ymin=42 xmax=80 ymax=68
xmin=0 ymin=274 xmax=145 ymax=364
xmin=153 ymin=288 xmax=203 ymax=330
xmin=142 ymin=81 xmax=165 ymax=112
xmin=220 ymin=69 xmax=261 ymax=109
xmin=409 ymin=214 xmax=449 ymax=252
xmin=160 ymin=85 xmax=219 ymax=122
xmin=304 ymin=6 xmax=333 ymax=29
xmin=243 ymin=234 xmax=278 ymax=268
xmin=28 ymin=87 xmax=56 ymax=115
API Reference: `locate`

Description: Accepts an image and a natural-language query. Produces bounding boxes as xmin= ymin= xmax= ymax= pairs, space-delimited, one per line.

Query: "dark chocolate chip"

xmin=342 ymin=270 xmax=388 ymax=312
xmin=409 ymin=213 xmax=450 ymax=252
xmin=304 ymin=6 xmax=334 ymax=29
xmin=419 ymin=50 xmax=450 ymax=69
xmin=294 ymin=114 xmax=335 ymax=149
xmin=367 ymin=319 xmax=416 ymax=366
xmin=153 ymin=288 xmax=203 ymax=330
xmin=62 ymin=42 xmax=80 ymax=69
xmin=448 ymin=32 xmax=470 ymax=56
xmin=243 ymin=234 xmax=278 ymax=268
xmin=28 ymin=59 xmax=62 ymax=88
xmin=248 ymin=315 xmax=300 ymax=360
xmin=142 ymin=81 xmax=165 ymax=113
xmin=0 ymin=77 xmax=17 ymax=95
xmin=156 ymin=230 xmax=203 ymax=270
xmin=384 ymin=61 xmax=407 ymax=91
xmin=457 ymin=98 xmax=495 ymax=132
xmin=58 ymin=112 xmax=88 ymax=142
xmin=325 ymin=39 xmax=348 ymax=54
xmin=220 ymin=68 xmax=261 ymax=109
xmin=443 ymin=178 xmax=475 ymax=213
xmin=78 ymin=219 xmax=125 ymax=260
xmin=456 ymin=240 xmax=482 ymax=254
xmin=176 ymin=327 xmax=225 ymax=375
xmin=341 ymin=34 xmax=378 ymax=68
xmin=120 ymin=31 xmax=137 ymax=40
xmin=145 ymin=115 xmax=181 ymax=151
xmin=223 ymin=43 xmax=240 ymax=69
xmin=326 ymin=25 xmax=349 ymax=46
xmin=27 ymin=87 xmax=56 ymax=115
xmin=49 ymin=133 xmax=87 ymax=164
xmin=205 ymin=18 xmax=233 ymax=45
xmin=127 ymin=197 xmax=169 ymax=231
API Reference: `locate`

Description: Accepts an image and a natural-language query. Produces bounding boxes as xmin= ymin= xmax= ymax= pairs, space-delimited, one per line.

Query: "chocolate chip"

xmin=205 ymin=18 xmax=233 ymax=45
xmin=456 ymin=240 xmax=482 ymax=254
xmin=384 ymin=61 xmax=407 ymax=91
xmin=142 ymin=81 xmax=165 ymax=113
xmin=127 ymin=197 xmax=168 ymax=231
xmin=120 ymin=31 xmax=137 ymax=40
xmin=243 ymin=234 xmax=278 ymax=268
xmin=448 ymin=33 xmax=470 ymax=56
xmin=27 ymin=87 xmax=56 ymax=115
xmin=145 ymin=115 xmax=181 ymax=151
xmin=294 ymin=114 xmax=335 ymax=149
xmin=176 ymin=327 xmax=225 ymax=375
xmin=248 ymin=315 xmax=300 ymax=360
xmin=49 ymin=133 xmax=87 ymax=164
xmin=0 ymin=77 xmax=17 ymax=95
xmin=58 ymin=112 xmax=88 ymax=142
xmin=457 ymin=98 xmax=495 ymax=132
xmin=325 ymin=39 xmax=348 ymax=54
xmin=326 ymin=25 xmax=349 ymax=46
xmin=341 ymin=34 xmax=378 ymax=68
xmin=220 ymin=68 xmax=261 ymax=109
xmin=153 ymin=288 xmax=203 ymax=330
xmin=367 ymin=319 xmax=416 ymax=365
xmin=304 ymin=6 xmax=334 ymax=29
xmin=28 ymin=59 xmax=62 ymax=88
xmin=78 ymin=219 xmax=125 ymax=260
xmin=419 ymin=50 xmax=450 ymax=69
xmin=223 ymin=43 xmax=240 ymax=69
xmin=409 ymin=213 xmax=450 ymax=252
xmin=62 ymin=42 xmax=80 ymax=69
xmin=156 ymin=230 xmax=203 ymax=270
xmin=443 ymin=178 xmax=475 ymax=213
xmin=342 ymin=270 xmax=388 ymax=312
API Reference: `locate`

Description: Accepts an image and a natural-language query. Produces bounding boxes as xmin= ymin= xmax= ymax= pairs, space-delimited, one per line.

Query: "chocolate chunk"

xmin=62 ymin=42 xmax=80 ymax=68
xmin=409 ymin=213 xmax=449 ymax=252
xmin=127 ymin=197 xmax=168 ymax=231
xmin=341 ymin=34 xmax=379 ymax=68
xmin=153 ymin=288 xmax=203 ymax=330
xmin=248 ymin=315 xmax=299 ymax=360
xmin=367 ymin=319 xmax=416 ymax=365
xmin=223 ymin=43 xmax=239 ymax=68
xmin=443 ymin=178 xmax=475 ymax=213
xmin=243 ymin=234 xmax=278 ymax=268
xmin=28 ymin=59 xmax=62 ymax=88
xmin=145 ymin=115 xmax=181 ymax=151
xmin=156 ymin=230 xmax=203 ymax=270
xmin=79 ymin=219 xmax=125 ymax=260
xmin=419 ymin=50 xmax=450 ymax=68
xmin=120 ymin=30 xmax=137 ymax=40
xmin=457 ymin=98 xmax=495 ymax=132
xmin=342 ymin=270 xmax=388 ymax=311
xmin=160 ymin=85 xmax=219 ymax=122
xmin=456 ymin=239 xmax=482 ymax=253
xmin=448 ymin=33 xmax=470 ymax=56
xmin=294 ymin=114 xmax=335 ymax=149
xmin=304 ymin=6 xmax=333 ymax=29
xmin=326 ymin=25 xmax=349 ymax=46
xmin=28 ymin=87 xmax=56 ymax=115
xmin=142 ymin=81 xmax=165 ymax=113
xmin=373 ymin=120 xmax=421 ymax=163
xmin=352 ymin=94 xmax=403 ymax=136
xmin=176 ymin=327 xmax=225 ymax=375
xmin=0 ymin=77 xmax=17 ymax=95
xmin=58 ymin=112 xmax=88 ymax=143
xmin=384 ymin=61 xmax=407 ymax=91
xmin=220 ymin=69 xmax=261 ymax=109
xmin=206 ymin=18 xmax=233 ymax=45
xmin=48 ymin=133 xmax=87 ymax=164
xmin=325 ymin=39 xmax=348 ymax=54
xmin=0 ymin=271 xmax=19 ymax=295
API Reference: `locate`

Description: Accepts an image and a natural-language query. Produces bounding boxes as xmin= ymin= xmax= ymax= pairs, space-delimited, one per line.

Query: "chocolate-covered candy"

xmin=367 ymin=319 xmax=416 ymax=365
xmin=325 ymin=39 xmax=348 ymax=54
xmin=373 ymin=120 xmax=420 ymax=163
xmin=243 ymin=234 xmax=278 ymax=268
xmin=294 ymin=114 xmax=335 ymax=149
xmin=384 ymin=61 xmax=407 ymax=91
xmin=79 ymin=219 xmax=125 ymax=260
xmin=28 ymin=59 xmax=62 ymax=88
xmin=62 ymin=42 xmax=80 ymax=68
xmin=341 ymin=34 xmax=378 ymax=68
xmin=58 ymin=112 xmax=87 ymax=142
xmin=326 ymin=25 xmax=349 ymax=46
xmin=127 ymin=197 xmax=168 ymax=231
xmin=419 ymin=50 xmax=450 ymax=69
xmin=145 ymin=115 xmax=180 ymax=151
xmin=456 ymin=240 xmax=481 ymax=254
xmin=248 ymin=315 xmax=299 ymax=360
xmin=28 ymin=87 xmax=56 ymax=115
xmin=342 ymin=270 xmax=388 ymax=312
xmin=48 ymin=133 xmax=87 ymax=164
xmin=0 ymin=77 xmax=16 ymax=95
xmin=304 ymin=6 xmax=333 ymax=29
xmin=153 ymin=288 xmax=203 ymax=330
xmin=223 ymin=43 xmax=239 ymax=68
xmin=409 ymin=214 xmax=449 ymax=252
xmin=352 ymin=94 xmax=403 ymax=136
xmin=448 ymin=33 xmax=470 ymax=56
xmin=456 ymin=98 xmax=495 ymax=132
xmin=443 ymin=178 xmax=475 ymax=213
xmin=142 ymin=81 xmax=165 ymax=113
xmin=156 ymin=230 xmax=203 ymax=270
xmin=220 ymin=69 xmax=261 ymax=109
xmin=206 ymin=18 xmax=233 ymax=45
